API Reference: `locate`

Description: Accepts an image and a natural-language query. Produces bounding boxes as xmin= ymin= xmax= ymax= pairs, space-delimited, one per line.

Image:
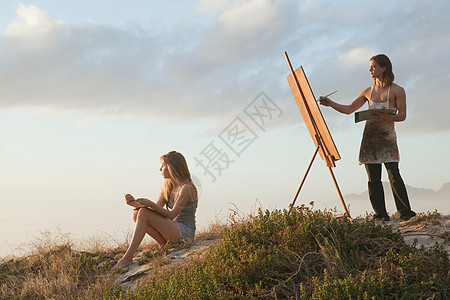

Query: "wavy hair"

xmin=371 ymin=54 xmax=394 ymax=87
xmin=160 ymin=151 xmax=197 ymax=205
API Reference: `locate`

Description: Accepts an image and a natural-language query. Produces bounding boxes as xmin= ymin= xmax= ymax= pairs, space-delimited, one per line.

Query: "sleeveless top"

xmin=166 ymin=185 xmax=197 ymax=235
xmin=358 ymin=85 xmax=400 ymax=165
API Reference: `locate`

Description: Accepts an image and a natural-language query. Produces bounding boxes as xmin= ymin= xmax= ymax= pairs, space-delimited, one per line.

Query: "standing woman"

xmin=319 ymin=54 xmax=416 ymax=221
xmin=111 ymin=151 xmax=198 ymax=271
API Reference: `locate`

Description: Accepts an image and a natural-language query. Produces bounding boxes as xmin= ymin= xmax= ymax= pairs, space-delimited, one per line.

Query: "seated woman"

xmin=111 ymin=151 xmax=198 ymax=271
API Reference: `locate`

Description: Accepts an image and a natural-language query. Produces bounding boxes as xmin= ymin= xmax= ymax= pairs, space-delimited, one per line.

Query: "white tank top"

xmin=368 ymin=85 xmax=391 ymax=109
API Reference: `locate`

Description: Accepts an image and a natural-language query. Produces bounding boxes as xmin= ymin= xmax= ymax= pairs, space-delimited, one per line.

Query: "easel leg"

xmin=288 ymin=146 xmax=319 ymax=214
xmin=327 ymin=166 xmax=352 ymax=221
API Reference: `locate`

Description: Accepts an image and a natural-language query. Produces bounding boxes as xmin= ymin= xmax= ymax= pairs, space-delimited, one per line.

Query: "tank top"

xmin=358 ymin=85 xmax=400 ymax=164
xmin=166 ymin=185 xmax=197 ymax=233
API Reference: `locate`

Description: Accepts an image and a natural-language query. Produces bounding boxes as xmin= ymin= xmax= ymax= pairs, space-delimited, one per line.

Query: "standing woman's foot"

xmin=400 ymin=211 xmax=416 ymax=221
xmin=110 ymin=257 xmax=134 ymax=271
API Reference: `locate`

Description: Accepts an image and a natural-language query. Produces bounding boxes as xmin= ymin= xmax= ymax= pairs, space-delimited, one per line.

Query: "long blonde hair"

xmin=161 ymin=151 xmax=197 ymax=204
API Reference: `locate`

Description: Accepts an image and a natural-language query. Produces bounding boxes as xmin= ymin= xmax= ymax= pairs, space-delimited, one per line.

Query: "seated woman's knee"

xmin=136 ymin=207 xmax=153 ymax=220
xmin=132 ymin=209 xmax=140 ymax=222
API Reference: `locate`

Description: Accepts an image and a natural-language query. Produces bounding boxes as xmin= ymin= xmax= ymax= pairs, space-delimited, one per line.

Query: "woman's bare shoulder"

xmin=179 ymin=183 xmax=197 ymax=201
xmin=391 ymin=83 xmax=406 ymax=97
xmin=391 ymin=82 xmax=405 ymax=91
xmin=178 ymin=183 xmax=196 ymax=196
xmin=180 ymin=182 xmax=193 ymax=189
xmin=359 ymin=86 xmax=372 ymax=98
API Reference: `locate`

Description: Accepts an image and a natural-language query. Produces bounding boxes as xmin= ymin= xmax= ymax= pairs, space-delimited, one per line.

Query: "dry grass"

xmin=0 ymin=216 xmax=229 ymax=299
xmin=195 ymin=215 xmax=227 ymax=240
xmin=0 ymin=228 xmax=126 ymax=299
xmin=398 ymin=210 xmax=442 ymax=228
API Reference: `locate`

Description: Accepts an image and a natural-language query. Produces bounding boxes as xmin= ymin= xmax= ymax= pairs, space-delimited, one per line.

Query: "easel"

xmin=284 ymin=52 xmax=351 ymax=220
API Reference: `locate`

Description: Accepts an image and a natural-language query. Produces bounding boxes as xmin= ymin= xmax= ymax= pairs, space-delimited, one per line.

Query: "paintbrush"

xmin=316 ymin=90 xmax=338 ymax=102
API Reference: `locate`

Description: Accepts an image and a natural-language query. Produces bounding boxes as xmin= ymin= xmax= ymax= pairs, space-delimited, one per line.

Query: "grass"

xmin=1 ymin=207 xmax=449 ymax=299
xmin=0 ymin=228 xmax=122 ymax=299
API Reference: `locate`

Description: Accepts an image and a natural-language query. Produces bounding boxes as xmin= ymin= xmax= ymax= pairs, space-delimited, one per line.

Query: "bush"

xmin=117 ymin=208 xmax=449 ymax=299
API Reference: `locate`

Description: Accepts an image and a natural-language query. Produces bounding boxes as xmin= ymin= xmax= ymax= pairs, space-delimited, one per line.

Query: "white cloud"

xmin=338 ymin=47 xmax=372 ymax=68
xmin=0 ymin=1 xmax=449 ymax=134
xmin=217 ymin=0 xmax=278 ymax=32
xmin=4 ymin=4 xmax=63 ymax=37
xmin=196 ymin=0 xmax=292 ymax=63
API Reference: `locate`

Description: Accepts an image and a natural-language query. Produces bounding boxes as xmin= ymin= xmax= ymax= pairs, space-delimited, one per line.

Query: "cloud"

xmin=0 ymin=5 xmax=182 ymax=119
xmin=338 ymin=47 xmax=372 ymax=68
xmin=200 ymin=0 xmax=291 ymax=62
xmin=0 ymin=3 xmax=280 ymax=124
xmin=217 ymin=0 xmax=278 ymax=32
xmin=196 ymin=0 xmax=232 ymax=13
xmin=4 ymin=4 xmax=63 ymax=37
xmin=0 ymin=1 xmax=449 ymax=134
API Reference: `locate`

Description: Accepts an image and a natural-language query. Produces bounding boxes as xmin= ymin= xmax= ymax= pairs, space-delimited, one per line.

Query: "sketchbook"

xmin=354 ymin=108 xmax=396 ymax=123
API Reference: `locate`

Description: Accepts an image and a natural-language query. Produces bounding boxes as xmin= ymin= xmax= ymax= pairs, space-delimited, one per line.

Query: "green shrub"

xmin=112 ymin=208 xmax=449 ymax=299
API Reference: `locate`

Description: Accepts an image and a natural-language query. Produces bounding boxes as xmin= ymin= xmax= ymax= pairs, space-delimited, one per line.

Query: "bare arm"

xmin=319 ymin=88 xmax=369 ymax=115
xmin=155 ymin=191 xmax=167 ymax=207
xmin=374 ymin=85 xmax=407 ymax=122
xmin=125 ymin=191 xmax=166 ymax=211
xmin=135 ymin=185 xmax=195 ymax=220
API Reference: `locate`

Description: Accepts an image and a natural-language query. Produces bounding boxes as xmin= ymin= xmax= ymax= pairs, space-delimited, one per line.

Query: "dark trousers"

xmin=365 ymin=162 xmax=415 ymax=220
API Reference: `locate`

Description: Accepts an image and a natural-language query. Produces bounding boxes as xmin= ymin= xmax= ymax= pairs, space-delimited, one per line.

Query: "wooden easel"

xmin=284 ymin=52 xmax=351 ymax=220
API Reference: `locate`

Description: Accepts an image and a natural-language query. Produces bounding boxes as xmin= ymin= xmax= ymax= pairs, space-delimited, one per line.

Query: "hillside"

xmin=1 ymin=209 xmax=449 ymax=299
xmin=113 ymin=212 xmax=450 ymax=292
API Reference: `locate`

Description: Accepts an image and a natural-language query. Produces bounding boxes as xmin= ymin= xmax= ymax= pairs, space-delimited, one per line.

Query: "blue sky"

xmin=1 ymin=0 xmax=449 ymax=253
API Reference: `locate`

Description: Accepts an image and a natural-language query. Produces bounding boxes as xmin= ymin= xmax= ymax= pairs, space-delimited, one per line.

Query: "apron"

xmin=358 ymin=85 xmax=400 ymax=165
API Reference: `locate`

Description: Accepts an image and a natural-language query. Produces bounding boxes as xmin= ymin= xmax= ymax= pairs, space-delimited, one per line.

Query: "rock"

xmin=383 ymin=213 xmax=450 ymax=254
xmin=114 ymin=237 xmax=221 ymax=292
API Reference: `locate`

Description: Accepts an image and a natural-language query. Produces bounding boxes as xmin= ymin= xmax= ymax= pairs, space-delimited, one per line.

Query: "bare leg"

xmin=145 ymin=224 xmax=167 ymax=245
xmin=133 ymin=209 xmax=168 ymax=245
xmin=110 ymin=208 xmax=181 ymax=271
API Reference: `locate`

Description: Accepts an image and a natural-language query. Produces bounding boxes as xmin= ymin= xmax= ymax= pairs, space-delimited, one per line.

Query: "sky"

xmin=1 ymin=0 xmax=449 ymax=256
